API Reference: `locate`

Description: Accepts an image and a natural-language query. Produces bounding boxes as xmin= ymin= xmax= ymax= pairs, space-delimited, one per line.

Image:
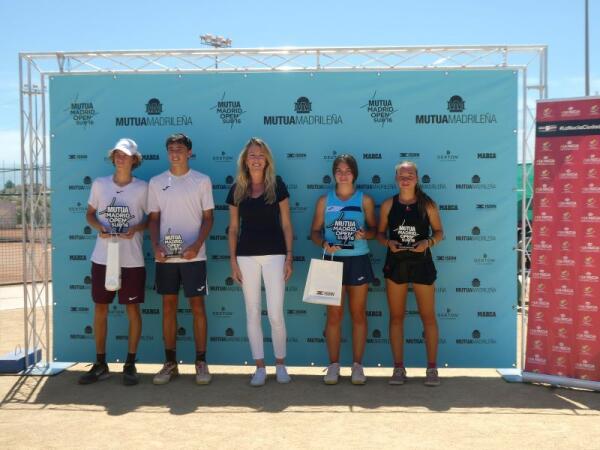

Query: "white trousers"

xmin=237 ymin=254 xmax=287 ymax=360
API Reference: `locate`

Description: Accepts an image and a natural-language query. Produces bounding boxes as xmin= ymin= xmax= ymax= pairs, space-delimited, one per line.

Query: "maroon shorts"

xmin=91 ymin=262 xmax=146 ymax=305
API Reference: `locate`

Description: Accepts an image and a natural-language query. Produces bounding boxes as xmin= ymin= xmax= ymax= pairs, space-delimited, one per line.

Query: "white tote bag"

xmin=104 ymin=236 xmax=121 ymax=291
xmin=302 ymin=254 xmax=343 ymax=306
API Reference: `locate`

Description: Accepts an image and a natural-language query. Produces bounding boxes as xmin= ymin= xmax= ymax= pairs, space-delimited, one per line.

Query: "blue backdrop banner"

xmin=50 ymin=70 xmax=517 ymax=367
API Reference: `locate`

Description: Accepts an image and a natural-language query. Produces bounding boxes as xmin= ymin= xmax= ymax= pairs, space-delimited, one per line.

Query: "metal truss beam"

xmin=19 ymin=45 xmax=547 ymax=371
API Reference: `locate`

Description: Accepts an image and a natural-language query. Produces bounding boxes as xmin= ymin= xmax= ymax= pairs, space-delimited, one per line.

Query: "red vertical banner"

xmin=526 ymin=97 xmax=600 ymax=382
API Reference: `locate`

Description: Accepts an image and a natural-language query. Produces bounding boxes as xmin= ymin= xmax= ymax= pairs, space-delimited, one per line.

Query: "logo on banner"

xmin=290 ymin=201 xmax=308 ymax=214
xmin=295 ymin=96 xmax=312 ymax=113
xmin=474 ymin=253 xmax=495 ymax=265
xmin=212 ymin=306 xmax=233 ymax=318
xmin=560 ymin=105 xmax=581 ymax=118
xmin=67 ymin=94 xmax=98 ymax=127
xmin=558 ymin=198 xmax=577 ymax=208
xmin=211 ymin=150 xmax=234 ymax=163
xmin=210 ymin=92 xmax=245 ymax=127
xmin=415 ymin=95 xmax=497 ymax=125
xmin=306 ymin=175 xmax=333 ymax=190
xmin=456 ymin=278 xmax=496 ymax=294
xmin=400 ymin=151 xmax=421 ymax=158
xmin=439 ymin=204 xmax=459 ymax=211
xmin=456 ymin=226 xmax=496 ymax=242
xmin=583 ymin=183 xmax=600 ymax=194
xmin=213 ymin=176 xmax=234 ymax=190
xmin=146 ymin=98 xmax=163 ymax=115
xmin=436 ymin=255 xmax=457 ymax=263
xmin=287 ymin=151 xmax=307 ymax=159
xmin=536 ymin=155 xmax=556 ymax=166
xmin=576 ymin=330 xmax=597 ymax=342
xmin=367 ymin=329 xmax=390 ymax=344
xmin=533 ymin=240 xmax=552 ymax=251
xmin=560 ymin=140 xmax=579 ymax=151
xmin=582 ymin=212 xmax=600 ymax=223
xmin=456 ymin=330 xmax=496 ymax=344
xmin=70 ymin=325 xmax=94 ymax=340
xmin=69 ymin=275 xmax=92 ymax=291
xmin=555 ymin=285 xmax=574 ymax=296
xmin=529 ymin=325 xmax=548 ymax=337
xmin=542 ymin=107 xmax=553 ymax=118
xmin=437 ymin=150 xmax=459 ymax=161
xmin=527 ymin=354 xmax=547 ymax=366
xmin=438 ymin=308 xmax=459 ymax=320
xmin=447 ymin=95 xmax=465 ymax=112
xmin=68 ymin=201 xmax=87 ymax=214
xmin=69 ymin=176 xmax=92 ymax=191
xmin=420 ymin=174 xmax=446 ymax=190
xmin=535 ymin=183 xmax=554 ymax=194
xmin=264 ymin=96 xmax=343 ymax=126
xmin=456 ymin=175 xmax=496 ymax=190
xmin=356 ymin=175 xmax=395 ymax=190
xmin=115 ymin=98 xmax=192 ymax=127
xmin=531 ymin=297 xmax=550 ymax=308
xmin=584 ymin=154 xmax=600 ymax=165
xmin=360 ymin=91 xmax=398 ymax=126
xmin=534 ymin=211 xmax=554 ymax=222
xmin=559 ymin=169 xmax=578 ymax=180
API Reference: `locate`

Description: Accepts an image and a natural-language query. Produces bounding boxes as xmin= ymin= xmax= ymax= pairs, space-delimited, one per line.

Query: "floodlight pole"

xmin=585 ymin=0 xmax=590 ymax=96
xmin=199 ymin=34 xmax=232 ymax=69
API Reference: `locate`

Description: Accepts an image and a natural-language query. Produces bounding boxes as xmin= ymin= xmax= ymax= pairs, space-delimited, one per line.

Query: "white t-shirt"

xmin=88 ymin=176 xmax=148 ymax=267
xmin=147 ymin=169 xmax=214 ymax=263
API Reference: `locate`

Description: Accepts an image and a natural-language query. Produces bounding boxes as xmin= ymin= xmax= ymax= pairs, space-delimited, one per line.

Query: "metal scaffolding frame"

xmin=19 ymin=45 xmax=547 ymax=373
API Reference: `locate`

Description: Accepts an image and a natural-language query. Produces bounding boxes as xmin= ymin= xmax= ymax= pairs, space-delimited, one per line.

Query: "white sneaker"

xmin=323 ymin=363 xmax=340 ymax=385
xmin=275 ymin=364 xmax=291 ymax=384
xmin=195 ymin=361 xmax=212 ymax=385
xmin=250 ymin=367 xmax=267 ymax=387
xmin=351 ymin=362 xmax=367 ymax=385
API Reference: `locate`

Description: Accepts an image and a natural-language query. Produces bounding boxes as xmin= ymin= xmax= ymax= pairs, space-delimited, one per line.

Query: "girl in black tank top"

xmin=376 ymin=161 xmax=444 ymax=386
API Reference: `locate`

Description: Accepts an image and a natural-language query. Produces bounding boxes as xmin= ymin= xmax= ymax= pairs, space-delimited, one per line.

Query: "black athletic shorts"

xmin=329 ymin=253 xmax=375 ymax=286
xmin=155 ymin=261 xmax=208 ymax=297
xmin=91 ymin=262 xmax=146 ymax=305
xmin=383 ymin=249 xmax=437 ymax=285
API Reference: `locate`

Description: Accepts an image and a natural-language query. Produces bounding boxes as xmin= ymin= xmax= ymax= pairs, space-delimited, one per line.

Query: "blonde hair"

xmin=233 ymin=137 xmax=277 ymax=205
xmin=395 ymin=160 xmax=435 ymax=217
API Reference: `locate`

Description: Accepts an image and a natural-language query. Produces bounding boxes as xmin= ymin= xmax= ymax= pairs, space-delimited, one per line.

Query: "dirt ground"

xmin=1 ymin=308 xmax=600 ymax=449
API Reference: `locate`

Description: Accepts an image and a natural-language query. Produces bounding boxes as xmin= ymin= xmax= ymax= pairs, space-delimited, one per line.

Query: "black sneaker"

xmin=123 ymin=363 xmax=139 ymax=386
xmin=78 ymin=362 xmax=110 ymax=385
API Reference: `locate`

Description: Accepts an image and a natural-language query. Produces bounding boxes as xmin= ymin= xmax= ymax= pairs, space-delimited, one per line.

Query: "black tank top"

xmin=387 ymin=195 xmax=431 ymax=247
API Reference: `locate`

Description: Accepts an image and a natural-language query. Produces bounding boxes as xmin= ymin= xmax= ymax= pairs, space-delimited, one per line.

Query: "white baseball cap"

xmin=108 ymin=138 xmax=142 ymax=159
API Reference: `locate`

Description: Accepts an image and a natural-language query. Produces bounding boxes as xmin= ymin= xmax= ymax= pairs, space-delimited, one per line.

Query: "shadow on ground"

xmin=2 ymin=367 xmax=600 ymax=416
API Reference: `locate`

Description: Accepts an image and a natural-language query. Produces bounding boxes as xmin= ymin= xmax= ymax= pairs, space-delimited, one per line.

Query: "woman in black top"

xmin=227 ymin=137 xmax=294 ymax=387
xmin=377 ymin=161 xmax=444 ymax=387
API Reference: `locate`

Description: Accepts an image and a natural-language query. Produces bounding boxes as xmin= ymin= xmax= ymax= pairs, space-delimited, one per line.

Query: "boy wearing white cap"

xmin=78 ymin=138 xmax=148 ymax=386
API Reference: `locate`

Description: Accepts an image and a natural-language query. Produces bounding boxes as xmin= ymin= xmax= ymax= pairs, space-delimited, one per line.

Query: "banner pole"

xmin=520 ymin=67 xmax=528 ymax=371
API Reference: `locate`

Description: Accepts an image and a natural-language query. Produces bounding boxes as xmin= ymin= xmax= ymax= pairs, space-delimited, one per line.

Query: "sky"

xmin=0 ymin=0 xmax=598 ymax=166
